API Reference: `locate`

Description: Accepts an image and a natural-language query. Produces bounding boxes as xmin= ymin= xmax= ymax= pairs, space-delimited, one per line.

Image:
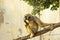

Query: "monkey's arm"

xmin=24 ymin=19 xmax=34 ymax=36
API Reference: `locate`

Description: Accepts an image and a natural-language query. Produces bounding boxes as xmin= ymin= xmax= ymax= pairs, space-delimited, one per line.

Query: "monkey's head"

xmin=24 ymin=14 xmax=33 ymax=21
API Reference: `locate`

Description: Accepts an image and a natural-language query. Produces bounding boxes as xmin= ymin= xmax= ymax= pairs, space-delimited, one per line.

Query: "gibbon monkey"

xmin=24 ymin=14 xmax=54 ymax=38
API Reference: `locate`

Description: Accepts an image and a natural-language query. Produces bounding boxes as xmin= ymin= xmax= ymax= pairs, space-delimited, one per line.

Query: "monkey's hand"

xmin=24 ymin=20 xmax=29 ymax=28
xmin=24 ymin=19 xmax=29 ymax=24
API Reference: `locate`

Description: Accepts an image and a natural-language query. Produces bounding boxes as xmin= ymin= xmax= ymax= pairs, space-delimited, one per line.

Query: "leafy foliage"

xmin=23 ymin=0 xmax=59 ymax=15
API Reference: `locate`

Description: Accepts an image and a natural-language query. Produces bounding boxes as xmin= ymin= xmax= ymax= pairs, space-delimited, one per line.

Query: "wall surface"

xmin=0 ymin=0 xmax=60 ymax=40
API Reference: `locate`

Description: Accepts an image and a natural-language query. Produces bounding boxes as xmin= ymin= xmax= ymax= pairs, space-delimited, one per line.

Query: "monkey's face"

xmin=24 ymin=14 xmax=33 ymax=22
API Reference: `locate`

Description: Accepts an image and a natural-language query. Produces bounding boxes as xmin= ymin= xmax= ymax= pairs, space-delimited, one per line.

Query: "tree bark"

xmin=13 ymin=22 xmax=60 ymax=40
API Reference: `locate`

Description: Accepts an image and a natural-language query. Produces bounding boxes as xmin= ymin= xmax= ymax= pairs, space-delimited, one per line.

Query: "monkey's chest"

xmin=28 ymin=21 xmax=38 ymax=33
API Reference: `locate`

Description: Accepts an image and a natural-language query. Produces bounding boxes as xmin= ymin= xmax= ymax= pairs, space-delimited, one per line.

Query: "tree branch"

xmin=13 ymin=22 xmax=60 ymax=40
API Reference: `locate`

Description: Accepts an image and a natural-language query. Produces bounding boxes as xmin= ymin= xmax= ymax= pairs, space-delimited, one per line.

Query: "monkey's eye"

xmin=28 ymin=16 xmax=31 ymax=19
xmin=25 ymin=16 xmax=27 ymax=19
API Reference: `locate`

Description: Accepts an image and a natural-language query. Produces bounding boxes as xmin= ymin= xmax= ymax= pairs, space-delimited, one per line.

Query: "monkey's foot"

xmin=30 ymin=34 xmax=34 ymax=38
xmin=49 ymin=24 xmax=54 ymax=31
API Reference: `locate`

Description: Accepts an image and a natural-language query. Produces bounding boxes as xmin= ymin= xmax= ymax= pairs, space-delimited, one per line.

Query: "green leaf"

xmin=23 ymin=0 xmax=59 ymax=15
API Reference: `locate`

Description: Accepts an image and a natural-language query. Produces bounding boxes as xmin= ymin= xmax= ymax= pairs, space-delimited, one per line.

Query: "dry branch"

xmin=13 ymin=22 xmax=60 ymax=40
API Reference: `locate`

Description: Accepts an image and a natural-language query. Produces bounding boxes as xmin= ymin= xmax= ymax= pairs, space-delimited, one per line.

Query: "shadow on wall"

xmin=0 ymin=9 xmax=4 ymax=26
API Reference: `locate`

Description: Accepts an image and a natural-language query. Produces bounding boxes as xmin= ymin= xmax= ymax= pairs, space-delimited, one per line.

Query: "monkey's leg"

xmin=26 ymin=26 xmax=35 ymax=38
xmin=25 ymin=25 xmax=34 ymax=38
